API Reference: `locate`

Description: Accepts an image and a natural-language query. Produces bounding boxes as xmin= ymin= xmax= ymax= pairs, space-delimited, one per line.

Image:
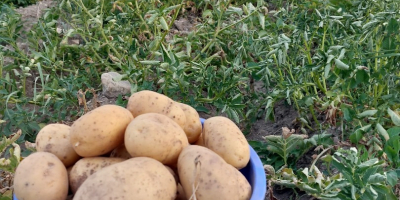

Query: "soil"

xmin=1 ymin=1 xmax=325 ymax=200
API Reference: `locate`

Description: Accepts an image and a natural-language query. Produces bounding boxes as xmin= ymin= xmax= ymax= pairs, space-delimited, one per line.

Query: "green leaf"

xmin=139 ymin=60 xmax=160 ymax=65
xmin=371 ymin=184 xmax=397 ymax=200
xmin=350 ymin=128 xmax=366 ymax=144
xmin=340 ymin=105 xmax=353 ymax=121
xmin=368 ymin=174 xmax=386 ymax=184
xmin=358 ymin=158 xmax=379 ymax=169
xmin=376 ymin=123 xmax=389 ymax=141
xmin=387 ymin=18 xmax=399 ymax=35
xmin=258 ymin=12 xmax=265 ymax=30
xmin=357 ymin=110 xmax=377 ymax=118
xmin=386 ymin=170 xmax=398 ymax=186
xmin=324 ymin=179 xmax=351 ymax=191
xmin=159 ymin=16 xmax=169 ymax=31
xmin=334 ymin=59 xmax=349 ymax=70
xmin=355 ymin=69 xmax=369 ymax=84
xmin=324 ymin=63 xmax=331 ymax=78
xmin=384 ymin=146 xmax=399 ymax=165
xmin=331 ymin=160 xmax=353 ymax=183
xmin=362 ymin=166 xmax=379 ymax=184
xmin=351 ymin=185 xmax=356 ymax=200
xmin=387 ymin=108 xmax=400 ymax=126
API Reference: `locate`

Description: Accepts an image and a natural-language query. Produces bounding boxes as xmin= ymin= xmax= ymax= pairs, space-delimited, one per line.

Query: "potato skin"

xmin=35 ymin=123 xmax=80 ymax=167
xmin=69 ymin=157 xmax=126 ymax=194
xmin=70 ymin=105 xmax=134 ymax=157
xmin=124 ymin=113 xmax=189 ymax=166
xmin=203 ymin=116 xmax=250 ymax=169
xmin=110 ymin=143 xmax=132 ymax=159
xmin=177 ymin=145 xmax=251 ymax=200
xmin=175 ymin=184 xmax=186 ymax=200
xmin=178 ymin=103 xmax=202 ymax=143
xmin=73 ymin=157 xmax=177 ymax=200
xmin=126 ymin=90 xmax=186 ymax=128
xmin=14 ymin=152 xmax=69 ymax=200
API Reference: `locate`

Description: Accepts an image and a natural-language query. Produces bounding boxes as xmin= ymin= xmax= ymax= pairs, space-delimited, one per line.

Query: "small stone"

xmin=101 ymin=72 xmax=131 ymax=98
xmin=173 ymin=18 xmax=193 ymax=32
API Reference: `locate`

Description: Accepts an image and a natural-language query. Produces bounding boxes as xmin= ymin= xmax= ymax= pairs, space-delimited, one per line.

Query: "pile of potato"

xmin=13 ymin=90 xmax=252 ymax=200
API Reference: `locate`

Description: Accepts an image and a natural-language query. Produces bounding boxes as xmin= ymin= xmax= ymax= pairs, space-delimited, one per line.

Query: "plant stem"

xmin=193 ymin=9 xmax=257 ymax=62
xmin=72 ymin=0 xmax=122 ymax=58
xmin=150 ymin=1 xmax=184 ymax=58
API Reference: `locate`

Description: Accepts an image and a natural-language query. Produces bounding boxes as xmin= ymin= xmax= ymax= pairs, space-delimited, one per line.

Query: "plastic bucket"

xmin=14 ymin=118 xmax=267 ymax=200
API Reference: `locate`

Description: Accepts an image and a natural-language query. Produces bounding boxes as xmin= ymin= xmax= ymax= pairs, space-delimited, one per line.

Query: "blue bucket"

xmin=14 ymin=118 xmax=266 ymax=200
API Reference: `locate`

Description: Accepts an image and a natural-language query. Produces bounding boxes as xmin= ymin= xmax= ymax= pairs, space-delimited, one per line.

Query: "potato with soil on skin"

xmin=201 ymin=116 xmax=250 ymax=169
xmin=109 ymin=143 xmax=132 ymax=159
xmin=13 ymin=152 xmax=69 ymax=200
xmin=124 ymin=113 xmax=189 ymax=166
xmin=73 ymin=157 xmax=177 ymax=200
xmin=178 ymin=103 xmax=202 ymax=143
xmin=35 ymin=123 xmax=80 ymax=167
xmin=126 ymin=90 xmax=186 ymax=128
xmin=178 ymin=145 xmax=251 ymax=200
xmin=68 ymin=157 xmax=126 ymax=194
xmin=70 ymin=105 xmax=134 ymax=157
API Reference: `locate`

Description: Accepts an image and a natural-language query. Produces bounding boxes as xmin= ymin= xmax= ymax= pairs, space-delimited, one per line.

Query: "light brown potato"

xmin=202 ymin=116 xmax=250 ymax=169
xmin=175 ymin=184 xmax=186 ymax=200
xmin=73 ymin=157 xmax=177 ymax=200
xmin=178 ymin=145 xmax=251 ymax=200
xmin=124 ymin=113 xmax=189 ymax=166
xmin=126 ymin=90 xmax=186 ymax=128
xmin=165 ymin=165 xmax=179 ymax=185
xmin=35 ymin=123 xmax=80 ymax=167
xmin=109 ymin=143 xmax=132 ymax=159
xmin=178 ymin=103 xmax=202 ymax=143
xmin=70 ymin=105 xmax=134 ymax=157
xmin=68 ymin=157 xmax=126 ymax=194
xmin=13 ymin=152 xmax=69 ymax=200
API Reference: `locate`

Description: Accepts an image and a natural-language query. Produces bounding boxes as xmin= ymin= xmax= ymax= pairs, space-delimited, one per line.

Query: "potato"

xmin=109 ymin=143 xmax=132 ymax=159
xmin=126 ymin=90 xmax=186 ymax=128
xmin=73 ymin=157 xmax=177 ymax=200
xmin=69 ymin=157 xmax=126 ymax=194
xmin=165 ymin=165 xmax=179 ymax=185
xmin=178 ymin=103 xmax=202 ymax=143
xmin=70 ymin=105 xmax=134 ymax=157
xmin=13 ymin=152 xmax=69 ymax=200
xmin=124 ymin=113 xmax=189 ymax=166
xmin=35 ymin=123 xmax=80 ymax=167
xmin=177 ymin=145 xmax=251 ymax=200
xmin=175 ymin=184 xmax=186 ymax=200
xmin=202 ymin=116 xmax=250 ymax=169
